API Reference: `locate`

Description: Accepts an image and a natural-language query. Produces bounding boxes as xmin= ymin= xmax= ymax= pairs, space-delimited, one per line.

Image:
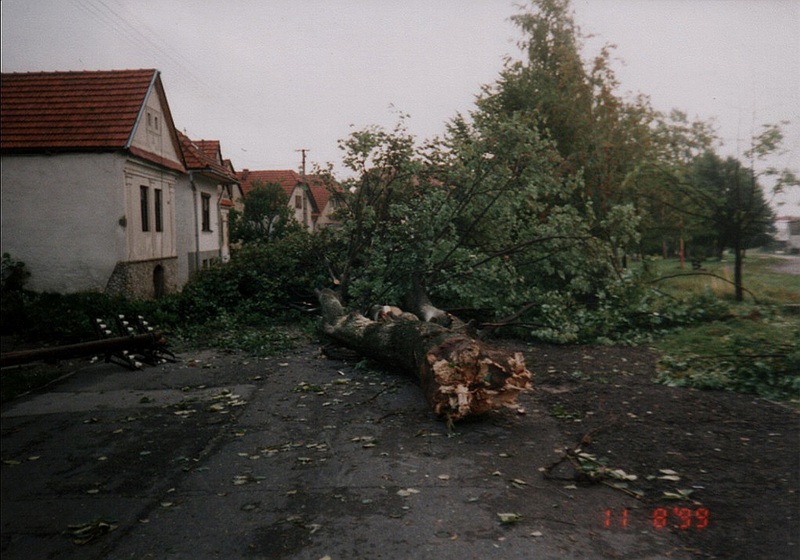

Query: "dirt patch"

xmin=524 ymin=342 xmax=799 ymax=559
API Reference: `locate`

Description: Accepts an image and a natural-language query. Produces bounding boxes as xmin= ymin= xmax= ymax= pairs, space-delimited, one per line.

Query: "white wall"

xmin=175 ymin=172 xmax=225 ymax=283
xmin=289 ymin=185 xmax=314 ymax=230
xmin=1 ymin=152 xmax=127 ymax=292
xmin=123 ymin=158 xmax=178 ymax=262
xmin=128 ymin=87 xmax=183 ymax=164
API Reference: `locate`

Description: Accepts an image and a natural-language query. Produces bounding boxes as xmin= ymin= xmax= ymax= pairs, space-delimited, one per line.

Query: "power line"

xmin=67 ymin=0 xmax=276 ymax=163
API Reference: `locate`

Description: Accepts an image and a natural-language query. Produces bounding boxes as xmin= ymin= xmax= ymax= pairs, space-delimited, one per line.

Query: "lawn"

xmin=645 ymin=252 xmax=800 ymax=304
xmin=647 ymin=252 xmax=800 ymax=402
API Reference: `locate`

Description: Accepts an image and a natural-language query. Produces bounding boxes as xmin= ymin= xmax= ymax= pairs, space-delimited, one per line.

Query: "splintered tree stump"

xmin=318 ymin=289 xmax=531 ymax=422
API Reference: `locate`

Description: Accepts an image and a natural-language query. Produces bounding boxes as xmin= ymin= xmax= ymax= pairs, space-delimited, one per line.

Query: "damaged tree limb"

xmin=318 ymin=288 xmax=531 ymax=422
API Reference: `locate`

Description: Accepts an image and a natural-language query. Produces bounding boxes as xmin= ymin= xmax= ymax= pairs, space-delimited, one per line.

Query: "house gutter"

xmin=217 ymin=187 xmax=226 ymax=261
xmin=188 ymin=171 xmax=201 ymax=274
xmin=125 ymin=70 xmax=159 ymax=150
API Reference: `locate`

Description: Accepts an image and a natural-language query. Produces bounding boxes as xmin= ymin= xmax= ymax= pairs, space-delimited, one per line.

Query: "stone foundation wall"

xmin=106 ymin=258 xmax=179 ymax=299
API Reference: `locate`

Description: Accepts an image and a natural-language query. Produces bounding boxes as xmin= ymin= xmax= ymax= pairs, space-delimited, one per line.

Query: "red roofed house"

xmin=236 ymin=169 xmax=318 ymax=231
xmin=305 ymin=174 xmax=342 ymax=229
xmin=0 ymin=69 xmax=212 ymax=298
xmin=177 ymin=131 xmax=243 ymax=279
xmin=237 ymin=169 xmax=341 ymax=232
xmin=775 ymin=216 xmax=800 ymax=253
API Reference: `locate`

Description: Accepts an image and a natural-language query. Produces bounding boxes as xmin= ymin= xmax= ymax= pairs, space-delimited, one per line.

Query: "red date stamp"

xmin=603 ymin=507 xmax=710 ymax=530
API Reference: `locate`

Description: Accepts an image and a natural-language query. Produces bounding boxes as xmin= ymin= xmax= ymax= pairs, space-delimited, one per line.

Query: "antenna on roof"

xmin=296 ymin=148 xmax=310 ymax=178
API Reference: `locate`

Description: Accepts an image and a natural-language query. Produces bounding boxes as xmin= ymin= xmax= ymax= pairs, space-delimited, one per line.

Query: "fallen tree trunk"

xmin=318 ymin=289 xmax=531 ymax=422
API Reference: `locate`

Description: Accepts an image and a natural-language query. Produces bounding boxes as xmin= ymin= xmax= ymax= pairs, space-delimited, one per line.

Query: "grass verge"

xmin=649 ymin=253 xmax=800 ymax=403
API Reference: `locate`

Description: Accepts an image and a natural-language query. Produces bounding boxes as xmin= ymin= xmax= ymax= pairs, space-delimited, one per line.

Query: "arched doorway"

xmin=153 ymin=265 xmax=165 ymax=299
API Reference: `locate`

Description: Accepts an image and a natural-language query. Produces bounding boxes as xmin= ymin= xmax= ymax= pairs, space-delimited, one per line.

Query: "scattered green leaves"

xmin=65 ymin=518 xmax=117 ymax=545
xmin=497 ymin=512 xmax=523 ymax=524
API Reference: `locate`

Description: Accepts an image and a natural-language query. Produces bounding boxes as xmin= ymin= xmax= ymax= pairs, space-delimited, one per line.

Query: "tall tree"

xmin=633 ymin=149 xmax=775 ymax=301
xmin=688 ymin=151 xmax=775 ymax=301
xmin=629 ymin=119 xmax=795 ymax=301
xmin=479 ymin=0 xmax=658 ymax=213
xmin=230 ymin=181 xmax=299 ymax=244
xmin=624 ymin=109 xmax=719 ymax=258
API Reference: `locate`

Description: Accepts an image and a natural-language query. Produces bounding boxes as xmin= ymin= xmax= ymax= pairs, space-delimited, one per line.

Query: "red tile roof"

xmin=177 ymin=131 xmax=237 ymax=183
xmin=1 ymin=69 xmax=184 ymax=172
xmin=195 ymin=140 xmax=221 ymax=161
xmin=237 ymin=169 xmax=303 ymax=198
xmin=1 ymin=69 xmax=156 ymax=150
xmin=306 ymin=175 xmax=337 ymax=214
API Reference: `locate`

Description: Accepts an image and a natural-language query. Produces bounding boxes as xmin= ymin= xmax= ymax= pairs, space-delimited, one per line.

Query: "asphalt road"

xmin=1 ymin=346 xmax=689 ymax=560
xmin=769 ymin=254 xmax=800 ymax=276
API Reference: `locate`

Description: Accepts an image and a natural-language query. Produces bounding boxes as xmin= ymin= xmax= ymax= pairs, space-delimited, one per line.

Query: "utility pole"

xmin=296 ymin=148 xmax=310 ymax=178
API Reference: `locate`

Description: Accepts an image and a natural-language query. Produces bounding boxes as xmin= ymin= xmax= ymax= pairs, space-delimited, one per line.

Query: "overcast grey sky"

xmin=2 ymin=0 xmax=798 ymax=212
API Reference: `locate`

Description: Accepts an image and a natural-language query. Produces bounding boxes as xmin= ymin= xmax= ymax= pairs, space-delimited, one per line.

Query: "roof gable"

xmin=306 ymin=175 xmax=338 ymax=214
xmin=195 ymin=140 xmax=222 ymax=163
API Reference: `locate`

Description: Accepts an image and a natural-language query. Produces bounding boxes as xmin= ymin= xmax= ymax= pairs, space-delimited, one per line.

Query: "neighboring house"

xmin=176 ymin=132 xmax=241 ymax=278
xmin=306 ymin=174 xmax=343 ymax=229
xmin=221 ymin=158 xmax=245 ymax=213
xmin=236 ymin=169 xmax=341 ymax=232
xmin=775 ymin=216 xmax=800 ymax=253
xmin=237 ymin=169 xmax=318 ymax=231
xmin=1 ymin=69 xmax=186 ymax=298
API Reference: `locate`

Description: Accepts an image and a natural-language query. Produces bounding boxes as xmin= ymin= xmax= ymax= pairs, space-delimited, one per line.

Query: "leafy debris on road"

xmin=65 ymin=518 xmax=117 ymax=545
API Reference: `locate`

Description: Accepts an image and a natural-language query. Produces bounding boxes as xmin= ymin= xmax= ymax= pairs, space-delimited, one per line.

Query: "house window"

xmin=154 ymin=188 xmax=163 ymax=232
xmin=201 ymin=193 xmax=211 ymax=231
xmin=140 ymin=186 xmax=150 ymax=232
xmin=295 ymin=195 xmax=302 ymax=209
xmin=146 ymin=110 xmax=161 ymax=134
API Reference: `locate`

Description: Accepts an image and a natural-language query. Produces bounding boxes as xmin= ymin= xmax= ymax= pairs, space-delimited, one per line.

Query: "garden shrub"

xmin=174 ymin=231 xmax=328 ymax=327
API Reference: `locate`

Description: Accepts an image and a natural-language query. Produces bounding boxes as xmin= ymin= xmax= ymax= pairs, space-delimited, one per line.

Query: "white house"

xmin=236 ymin=169 xmax=341 ymax=232
xmin=306 ymin=174 xmax=342 ymax=229
xmin=775 ymin=216 xmax=800 ymax=253
xmin=0 ymin=69 xmax=236 ymax=298
xmin=176 ymin=132 xmax=242 ymax=280
xmin=237 ymin=169 xmax=318 ymax=231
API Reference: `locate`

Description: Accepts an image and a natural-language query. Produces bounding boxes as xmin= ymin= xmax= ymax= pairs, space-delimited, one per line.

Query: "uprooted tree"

xmin=318 ymin=288 xmax=531 ymax=422
xmin=314 ymin=1 xmax=665 ymax=346
xmin=311 ymin=0 xmax=697 ymax=417
xmin=312 ymin=113 xmax=610 ymax=420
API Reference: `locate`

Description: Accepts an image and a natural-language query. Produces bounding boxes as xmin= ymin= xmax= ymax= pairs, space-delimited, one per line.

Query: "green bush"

xmin=657 ymin=321 xmax=800 ymax=401
xmin=519 ymin=274 xmax=733 ymax=345
xmin=3 ymin=290 xmax=151 ymax=343
xmin=173 ymin=231 xmax=329 ymax=327
xmin=0 ymin=232 xmax=328 ymax=348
